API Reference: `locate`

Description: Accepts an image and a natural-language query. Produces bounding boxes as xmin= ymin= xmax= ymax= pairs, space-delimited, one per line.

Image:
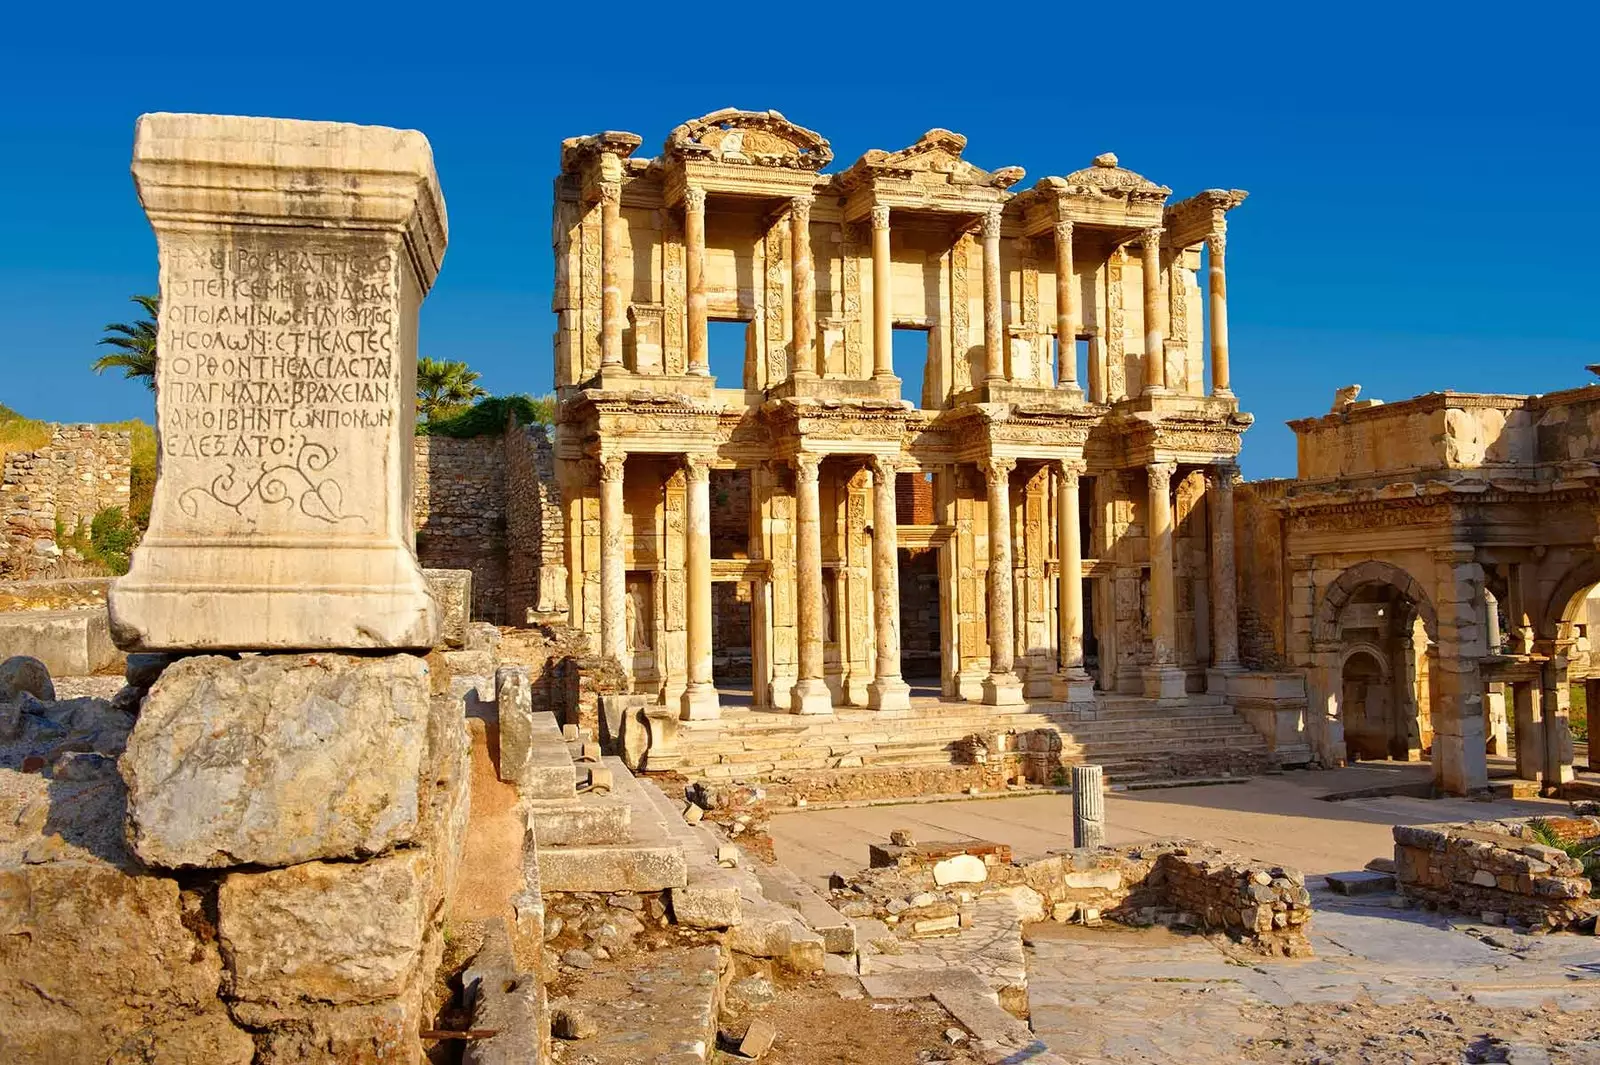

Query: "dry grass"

xmin=0 ymin=403 xmax=51 ymax=468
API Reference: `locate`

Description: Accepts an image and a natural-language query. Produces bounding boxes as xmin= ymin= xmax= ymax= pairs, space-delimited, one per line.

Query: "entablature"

xmin=833 ymin=129 xmax=1023 ymax=225
xmin=1163 ymin=189 xmax=1249 ymax=248
xmin=1014 ymin=153 xmax=1170 ymax=235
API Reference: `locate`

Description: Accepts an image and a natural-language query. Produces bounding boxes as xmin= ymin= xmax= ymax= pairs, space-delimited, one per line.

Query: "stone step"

xmin=531 ymin=757 xmax=687 ymax=892
xmin=525 ymin=794 xmax=631 ymax=846
xmin=520 ymin=708 xmax=578 ymax=801
xmin=545 ymin=945 xmax=723 ymax=1064
xmin=635 ymin=778 xmax=747 ymax=931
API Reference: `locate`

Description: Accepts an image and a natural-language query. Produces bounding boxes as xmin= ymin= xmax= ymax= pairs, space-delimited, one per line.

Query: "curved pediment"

xmin=1040 ymin=152 xmax=1171 ymax=201
xmin=842 ymin=129 xmax=1024 ymax=190
xmin=665 ymin=108 xmax=832 ymax=171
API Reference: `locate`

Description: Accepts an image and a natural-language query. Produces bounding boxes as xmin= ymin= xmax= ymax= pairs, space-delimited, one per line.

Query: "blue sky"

xmin=2 ymin=4 xmax=1594 ymax=478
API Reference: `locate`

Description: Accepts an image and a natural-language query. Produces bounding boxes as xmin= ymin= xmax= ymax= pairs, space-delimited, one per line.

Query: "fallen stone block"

xmin=0 ymin=610 xmax=118 ymax=677
xmin=462 ymin=918 xmax=546 ymax=1065
xmin=934 ymin=854 xmax=988 ymax=886
xmin=122 ymin=653 xmax=434 ymax=868
xmin=1325 ymin=870 xmax=1396 ymax=896
xmin=494 ymin=665 xmax=534 ymax=785
xmin=672 ymin=882 xmax=744 ymax=929
xmin=534 ymin=838 xmax=688 ymax=892
xmin=740 ymin=1017 xmax=777 ymax=1058
xmin=423 ymin=569 xmax=473 ymax=649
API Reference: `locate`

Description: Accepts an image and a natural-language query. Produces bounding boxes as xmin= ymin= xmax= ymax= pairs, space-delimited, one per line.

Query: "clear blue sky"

xmin=2 ymin=5 xmax=1594 ymax=479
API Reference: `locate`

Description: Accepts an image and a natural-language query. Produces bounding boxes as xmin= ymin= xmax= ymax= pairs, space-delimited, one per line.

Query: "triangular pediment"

xmin=841 ymin=129 xmax=1023 ymax=190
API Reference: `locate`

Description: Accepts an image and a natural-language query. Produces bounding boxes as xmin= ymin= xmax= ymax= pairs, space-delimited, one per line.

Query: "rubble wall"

xmin=0 ymin=425 xmax=131 ymax=578
xmin=1394 ymin=817 xmax=1600 ymax=930
xmin=505 ymin=423 xmax=565 ymax=623
xmin=1234 ymin=478 xmax=1291 ymax=669
xmin=414 ymin=435 xmax=507 ymax=623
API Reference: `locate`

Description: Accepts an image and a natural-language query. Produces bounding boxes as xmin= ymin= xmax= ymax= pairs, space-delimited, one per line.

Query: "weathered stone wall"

xmin=1394 ymin=816 xmax=1600 ymax=930
xmin=1234 ymin=478 xmax=1290 ymax=670
xmin=0 ymin=425 xmax=132 ymax=578
xmin=505 ymin=424 xmax=565 ymax=622
xmin=415 ymin=435 xmax=507 ymax=623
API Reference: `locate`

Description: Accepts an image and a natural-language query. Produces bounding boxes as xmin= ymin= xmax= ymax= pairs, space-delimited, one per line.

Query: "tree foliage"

xmin=419 ymin=394 xmax=556 ymax=438
xmin=92 ymin=295 xmax=160 ymax=389
xmin=416 ymin=357 xmax=488 ymax=422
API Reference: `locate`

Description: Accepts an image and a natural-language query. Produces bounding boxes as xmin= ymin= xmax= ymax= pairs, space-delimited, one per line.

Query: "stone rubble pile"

xmin=1394 ymin=816 xmax=1600 ymax=930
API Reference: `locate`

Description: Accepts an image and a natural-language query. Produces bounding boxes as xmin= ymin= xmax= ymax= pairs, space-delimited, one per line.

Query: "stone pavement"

xmin=1025 ymin=885 xmax=1600 ymax=1063
xmin=767 ymin=764 xmax=1572 ymax=889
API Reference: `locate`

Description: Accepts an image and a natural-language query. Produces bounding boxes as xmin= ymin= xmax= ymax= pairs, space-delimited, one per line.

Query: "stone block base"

xmin=982 ymin=672 xmax=1024 ymax=706
xmin=1142 ymin=666 xmax=1188 ymax=702
xmin=1051 ymin=672 xmax=1096 ymax=703
xmin=791 ymin=679 xmax=834 ymax=715
xmin=867 ymin=677 xmax=912 ymax=710
xmin=680 ymin=683 xmax=721 ymax=721
xmin=0 ymin=608 xmax=119 ymax=676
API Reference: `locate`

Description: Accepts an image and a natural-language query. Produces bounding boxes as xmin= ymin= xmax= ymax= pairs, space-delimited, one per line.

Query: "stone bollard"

xmin=1071 ymin=764 xmax=1105 ymax=849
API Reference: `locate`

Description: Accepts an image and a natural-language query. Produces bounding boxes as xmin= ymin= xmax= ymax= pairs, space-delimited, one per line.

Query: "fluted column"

xmin=791 ymin=194 xmax=817 ymax=379
xmin=982 ymin=457 xmax=1023 ymax=705
xmin=791 ymin=454 xmax=832 ymax=714
xmin=1053 ymin=459 xmax=1093 ymax=702
xmin=1143 ymin=460 xmax=1186 ymax=700
xmin=871 ymin=205 xmax=895 ymax=381
xmin=1054 ymin=220 xmax=1080 ymax=395
xmin=599 ymin=180 xmax=625 ymax=369
xmin=1207 ymin=462 xmax=1241 ymax=690
xmin=867 ymin=455 xmax=911 ymax=709
xmin=684 ymin=186 xmax=709 ymax=376
xmin=1206 ymin=229 xmax=1232 ymax=396
xmin=981 ymin=206 xmax=1005 ymax=385
xmin=1140 ymin=227 xmax=1167 ymax=394
xmin=682 ymin=455 xmax=719 ymax=719
xmin=598 ymin=451 xmax=627 ymax=670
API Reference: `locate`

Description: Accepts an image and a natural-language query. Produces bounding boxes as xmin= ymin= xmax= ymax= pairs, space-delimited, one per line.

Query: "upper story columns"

xmin=1139 ymin=227 xmax=1167 ymax=395
xmin=981 ymin=207 xmax=1006 ymax=384
xmin=684 ymin=186 xmax=709 ymax=376
xmin=871 ymin=205 xmax=894 ymax=381
xmin=791 ymin=194 xmax=817 ymax=379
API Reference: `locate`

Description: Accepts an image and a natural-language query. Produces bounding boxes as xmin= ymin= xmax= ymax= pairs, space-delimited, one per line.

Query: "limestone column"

xmin=1540 ymin=656 xmax=1575 ymax=795
xmin=867 ymin=455 xmax=911 ymax=709
xmin=1053 ymin=460 xmax=1093 ymax=702
xmin=1587 ymin=678 xmax=1600 ymax=773
xmin=682 ymin=455 xmax=719 ymax=719
xmin=1142 ymin=461 xmax=1186 ymax=700
xmin=791 ymin=455 xmax=833 ymax=714
xmin=1208 ymin=463 xmax=1241 ymax=690
xmin=982 ymin=458 xmax=1023 ymax=705
xmin=791 ymin=194 xmax=817 ymax=379
xmin=1512 ymin=680 xmax=1543 ymax=781
xmin=598 ymin=451 xmax=627 ymax=670
xmin=599 ymin=179 xmax=625 ymax=370
xmin=1431 ymin=545 xmax=1489 ymax=795
xmin=1140 ymin=227 xmax=1167 ymax=394
xmin=1054 ymin=220 xmax=1080 ymax=394
xmin=684 ymin=186 xmax=709 ymax=376
xmin=981 ymin=206 xmax=1005 ymax=385
xmin=1206 ymin=230 xmax=1232 ymax=396
xmin=871 ymin=204 xmax=895 ymax=381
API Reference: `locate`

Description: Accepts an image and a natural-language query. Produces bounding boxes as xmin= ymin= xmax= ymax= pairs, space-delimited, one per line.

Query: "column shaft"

xmin=1140 ymin=227 xmax=1166 ymax=393
xmin=791 ymin=195 xmax=816 ymax=378
xmin=1588 ymin=679 xmax=1600 ymax=773
xmin=868 ymin=456 xmax=911 ymax=709
xmin=1054 ymin=460 xmax=1093 ymax=702
xmin=1540 ymin=658 xmax=1575 ymax=795
xmin=1513 ymin=680 xmax=1543 ymax=781
xmin=598 ymin=453 xmax=627 ymax=668
xmin=982 ymin=458 xmax=1022 ymax=704
xmin=871 ymin=205 xmax=894 ymax=380
xmin=1143 ymin=461 xmax=1185 ymax=700
xmin=1207 ymin=230 xmax=1231 ymax=395
xmin=682 ymin=456 xmax=719 ymax=719
xmin=600 ymin=182 xmax=624 ymax=369
xmin=1209 ymin=464 xmax=1240 ymax=675
xmin=1054 ymin=220 xmax=1078 ymax=391
xmin=981 ymin=207 xmax=1005 ymax=384
xmin=684 ymin=187 xmax=709 ymax=376
xmin=791 ymin=455 xmax=832 ymax=714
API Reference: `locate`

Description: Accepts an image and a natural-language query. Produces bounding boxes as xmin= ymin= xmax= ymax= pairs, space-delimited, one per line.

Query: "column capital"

xmin=981 ymin=457 xmax=1016 ymax=486
xmin=867 ymin=453 xmax=901 ymax=480
xmin=1054 ymin=219 xmax=1074 ymax=243
xmin=981 ymin=206 xmax=1004 ymax=240
xmin=870 ymin=204 xmax=891 ymax=231
xmin=683 ymin=185 xmax=707 ymax=211
xmin=792 ymin=453 xmax=821 ymax=483
xmin=1141 ymin=225 xmax=1163 ymax=249
xmin=597 ymin=180 xmax=622 ymax=206
xmin=598 ymin=451 xmax=627 ymax=483
xmin=790 ymin=193 xmax=815 ymax=214
xmin=1209 ymin=460 xmax=1240 ymax=487
xmin=1205 ymin=229 xmax=1227 ymax=257
xmin=683 ymin=453 xmax=713 ymax=483
xmin=1147 ymin=460 xmax=1176 ymax=491
xmin=1054 ymin=458 xmax=1087 ymax=486
xmin=1432 ymin=543 xmax=1478 ymax=565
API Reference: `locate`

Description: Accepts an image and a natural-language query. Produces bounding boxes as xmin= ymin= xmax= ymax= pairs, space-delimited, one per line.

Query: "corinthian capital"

xmin=1054 ymin=219 xmax=1074 ymax=244
xmin=683 ymin=186 xmax=707 ymax=212
xmin=599 ymin=451 xmax=627 ymax=483
xmin=868 ymin=453 xmax=900 ymax=481
xmin=684 ymin=453 xmax=713 ymax=483
xmin=870 ymin=204 xmax=891 ymax=231
xmin=792 ymin=453 xmax=821 ymax=484
xmin=1147 ymin=460 xmax=1176 ymax=491
xmin=982 ymin=457 xmax=1015 ymax=486
xmin=1055 ymin=458 xmax=1086 ymax=488
xmin=598 ymin=180 xmax=622 ymax=207
xmin=1141 ymin=226 xmax=1163 ymax=251
xmin=982 ymin=206 xmax=1004 ymax=241
xmin=791 ymin=193 xmax=814 ymax=220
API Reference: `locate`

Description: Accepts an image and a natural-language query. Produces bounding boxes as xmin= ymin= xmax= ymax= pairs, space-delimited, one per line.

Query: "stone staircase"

xmin=672 ymin=694 xmax=1270 ymax=788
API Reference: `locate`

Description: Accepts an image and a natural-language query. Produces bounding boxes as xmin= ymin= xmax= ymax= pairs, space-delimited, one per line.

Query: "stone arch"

xmin=1540 ymin=552 xmax=1600 ymax=644
xmin=1339 ymin=642 xmax=1391 ymax=681
xmin=1314 ymin=560 xmax=1438 ymax=645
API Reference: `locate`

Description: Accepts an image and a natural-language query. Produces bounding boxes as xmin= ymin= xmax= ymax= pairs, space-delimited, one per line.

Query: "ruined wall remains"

xmin=414 ymin=435 xmax=507 ymax=623
xmin=1233 ymin=478 xmax=1290 ymax=669
xmin=0 ymin=425 xmax=131 ymax=578
xmin=505 ymin=424 xmax=565 ymax=622
xmin=1394 ymin=816 xmax=1600 ymax=930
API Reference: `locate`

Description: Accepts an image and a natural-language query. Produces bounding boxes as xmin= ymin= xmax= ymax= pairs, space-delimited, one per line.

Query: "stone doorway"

xmin=1340 ymin=649 xmax=1392 ymax=761
xmin=900 ymin=546 xmax=941 ymax=695
xmin=711 ymin=579 xmax=755 ymax=704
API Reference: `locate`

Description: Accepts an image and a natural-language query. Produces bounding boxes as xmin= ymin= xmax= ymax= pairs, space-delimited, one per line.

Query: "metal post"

xmin=1071 ymin=764 xmax=1105 ymax=848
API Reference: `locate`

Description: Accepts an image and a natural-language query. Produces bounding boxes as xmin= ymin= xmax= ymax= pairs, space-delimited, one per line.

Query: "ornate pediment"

xmin=1039 ymin=152 xmax=1171 ymax=204
xmin=664 ymin=108 xmax=832 ymax=171
xmin=559 ymin=130 xmax=643 ymax=174
xmin=838 ymin=129 xmax=1024 ymax=191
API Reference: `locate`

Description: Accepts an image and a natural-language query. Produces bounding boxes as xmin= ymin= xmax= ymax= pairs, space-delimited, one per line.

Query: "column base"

xmin=867 ymin=676 xmax=912 ymax=711
xmin=1052 ymin=671 xmax=1096 ymax=703
xmin=680 ymin=683 xmax=721 ymax=721
xmin=1142 ymin=665 xmax=1188 ymax=702
xmin=790 ymin=678 xmax=834 ymax=715
xmin=1056 ymin=384 xmax=1085 ymax=402
xmin=1205 ymin=665 xmax=1243 ymax=696
xmin=1142 ymin=384 xmax=1175 ymax=397
xmin=981 ymin=672 xmax=1025 ymax=706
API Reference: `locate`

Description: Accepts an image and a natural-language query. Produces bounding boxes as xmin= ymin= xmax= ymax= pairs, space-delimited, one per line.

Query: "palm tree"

xmin=416 ymin=357 xmax=488 ymax=422
xmin=92 ymin=295 xmax=160 ymax=389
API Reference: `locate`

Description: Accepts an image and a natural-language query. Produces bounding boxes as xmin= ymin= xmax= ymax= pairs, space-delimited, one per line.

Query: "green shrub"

xmin=88 ymin=507 xmax=138 ymax=575
xmin=1528 ymin=818 xmax=1600 ymax=896
xmin=419 ymin=394 xmax=555 ymax=438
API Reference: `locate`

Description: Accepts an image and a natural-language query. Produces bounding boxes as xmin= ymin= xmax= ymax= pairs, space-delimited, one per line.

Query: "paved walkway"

xmin=767 ymin=763 xmax=1571 ymax=889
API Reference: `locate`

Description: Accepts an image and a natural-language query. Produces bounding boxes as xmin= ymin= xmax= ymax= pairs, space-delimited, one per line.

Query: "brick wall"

xmin=1235 ymin=479 xmax=1291 ymax=670
xmin=0 ymin=425 xmax=131 ymax=578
